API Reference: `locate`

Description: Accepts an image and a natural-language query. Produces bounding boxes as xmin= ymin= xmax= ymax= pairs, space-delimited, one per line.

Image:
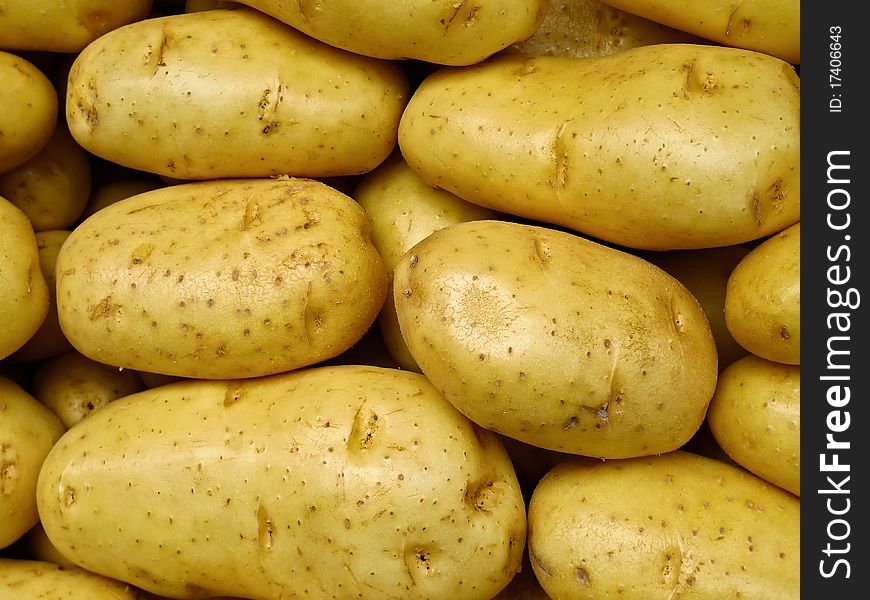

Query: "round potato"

xmin=528 ymin=452 xmax=800 ymax=599
xmin=393 ymin=220 xmax=718 ymax=458
xmin=601 ymin=0 xmax=800 ymax=64
xmin=55 ymin=178 xmax=388 ymax=379
xmin=32 ymin=351 xmax=146 ymax=429
xmin=37 ymin=365 xmax=526 ymax=599
xmin=0 ymin=376 xmax=65 ymax=550
xmin=510 ymin=0 xmax=706 ymax=58
xmin=66 ymin=8 xmax=409 ymax=180
xmin=0 ymin=197 xmax=50 ymax=361
xmin=725 ymin=222 xmax=800 ymax=365
xmin=399 ymin=44 xmax=800 ymax=250
xmin=0 ymin=1 xmax=152 ymax=52
xmin=707 ymin=354 xmax=800 ymax=496
xmin=354 ymin=152 xmax=500 ymax=372
xmin=0 ymin=51 xmax=57 ymax=174
xmin=5 ymin=230 xmax=74 ymax=364
xmin=0 ymin=559 xmax=142 ymax=599
xmin=234 ymin=0 xmax=548 ymax=66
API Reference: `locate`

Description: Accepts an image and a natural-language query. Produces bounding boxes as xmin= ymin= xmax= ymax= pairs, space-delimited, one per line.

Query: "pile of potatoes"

xmin=1 ymin=0 xmax=800 ymax=598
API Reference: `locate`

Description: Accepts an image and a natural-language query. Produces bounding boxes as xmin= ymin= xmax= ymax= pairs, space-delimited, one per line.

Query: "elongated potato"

xmin=354 ymin=152 xmax=500 ymax=372
xmin=55 ymin=178 xmax=388 ymax=379
xmin=0 ymin=197 xmax=50 ymax=360
xmin=5 ymin=230 xmax=74 ymax=364
xmin=0 ymin=377 xmax=65 ymax=550
xmin=235 ymin=0 xmax=548 ymax=66
xmin=707 ymin=355 xmax=800 ymax=496
xmin=66 ymin=8 xmax=409 ymax=180
xmin=725 ymin=223 xmax=800 ymax=364
xmin=510 ymin=0 xmax=706 ymax=58
xmin=399 ymin=44 xmax=800 ymax=250
xmin=602 ymin=0 xmax=800 ymax=64
xmin=37 ymin=365 xmax=526 ymax=599
xmin=393 ymin=220 xmax=718 ymax=458
xmin=0 ymin=559 xmax=142 ymax=599
xmin=0 ymin=1 xmax=152 ymax=52
xmin=0 ymin=51 xmax=57 ymax=174
xmin=528 ymin=452 xmax=800 ymax=599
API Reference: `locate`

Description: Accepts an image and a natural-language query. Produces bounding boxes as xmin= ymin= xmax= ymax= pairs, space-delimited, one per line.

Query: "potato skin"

xmin=0 ymin=197 xmax=50 ymax=360
xmin=725 ymin=223 xmax=800 ymax=365
xmin=236 ymin=0 xmax=549 ymax=66
xmin=528 ymin=452 xmax=800 ymax=599
xmin=602 ymin=0 xmax=800 ymax=64
xmin=0 ymin=377 xmax=65 ymax=550
xmin=707 ymin=355 xmax=800 ymax=496
xmin=66 ymin=8 xmax=409 ymax=180
xmin=399 ymin=45 xmax=800 ymax=250
xmin=0 ymin=559 xmax=142 ymax=599
xmin=36 ymin=365 xmax=526 ymax=600
xmin=55 ymin=178 xmax=388 ymax=379
xmin=0 ymin=51 xmax=57 ymax=174
xmin=393 ymin=220 xmax=718 ymax=458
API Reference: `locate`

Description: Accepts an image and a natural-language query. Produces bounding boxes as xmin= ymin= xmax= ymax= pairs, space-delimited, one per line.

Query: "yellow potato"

xmin=353 ymin=152 xmax=500 ymax=372
xmin=528 ymin=451 xmax=800 ymax=599
xmin=66 ymin=8 xmax=409 ymax=180
xmin=602 ymin=0 xmax=800 ymax=64
xmin=32 ymin=351 xmax=146 ymax=429
xmin=0 ymin=1 xmax=152 ymax=52
xmin=510 ymin=0 xmax=706 ymax=58
xmin=0 ymin=559 xmax=142 ymax=599
xmin=393 ymin=220 xmax=718 ymax=458
xmin=645 ymin=245 xmax=750 ymax=371
xmin=0 ymin=197 xmax=50 ymax=360
xmin=725 ymin=223 xmax=800 ymax=365
xmin=707 ymin=354 xmax=800 ymax=496
xmin=0 ymin=376 xmax=65 ymax=550
xmin=0 ymin=51 xmax=57 ymax=174
xmin=37 ymin=365 xmax=526 ymax=599
xmin=235 ymin=0 xmax=548 ymax=66
xmin=399 ymin=44 xmax=800 ymax=250
xmin=0 ymin=124 xmax=91 ymax=231
xmin=5 ymin=230 xmax=74 ymax=364
xmin=55 ymin=177 xmax=388 ymax=379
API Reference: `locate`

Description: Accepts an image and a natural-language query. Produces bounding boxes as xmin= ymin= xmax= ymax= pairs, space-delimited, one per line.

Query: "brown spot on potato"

xmin=348 ymin=403 xmax=379 ymax=451
xmin=223 ymin=383 xmax=243 ymax=407
xmin=575 ymin=566 xmax=591 ymax=585
xmin=89 ymin=295 xmax=119 ymax=320
xmin=0 ymin=444 xmax=16 ymax=495
xmin=780 ymin=325 xmax=790 ymax=339
xmin=130 ymin=243 xmax=155 ymax=265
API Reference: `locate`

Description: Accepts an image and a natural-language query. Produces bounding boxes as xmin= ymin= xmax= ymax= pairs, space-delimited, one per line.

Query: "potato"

xmin=353 ymin=152 xmax=500 ymax=372
xmin=36 ymin=365 xmax=526 ymax=599
xmin=31 ymin=351 xmax=146 ymax=429
xmin=510 ymin=0 xmax=706 ymax=58
xmin=0 ymin=197 xmax=50 ymax=361
xmin=20 ymin=522 xmax=78 ymax=568
xmin=0 ymin=1 xmax=152 ymax=52
xmin=393 ymin=220 xmax=718 ymax=458
xmin=645 ymin=245 xmax=750 ymax=371
xmin=528 ymin=451 xmax=800 ymax=599
xmin=234 ymin=0 xmax=548 ymax=66
xmin=0 ymin=124 xmax=91 ymax=232
xmin=725 ymin=223 xmax=800 ymax=365
xmin=399 ymin=44 xmax=800 ymax=250
xmin=0 ymin=377 xmax=65 ymax=550
xmin=81 ymin=177 xmax=165 ymax=220
xmin=707 ymin=355 xmax=800 ymax=496
xmin=5 ymin=230 xmax=74 ymax=364
xmin=0 ymin=51 xmax=57 ymax=174
xmin=66 ymin=8 xmax=409 ymax=180
xmin=601 ymin=0 xmax=800 ymax=64
xmin=55 ymin=177 xmax=388 ymax=379
xmin=0 ymin=559 xmax=142 ymax=599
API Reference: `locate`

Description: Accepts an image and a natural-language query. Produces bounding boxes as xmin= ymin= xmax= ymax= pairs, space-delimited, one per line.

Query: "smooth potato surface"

xmin=393 ymin=220 xmax=718 ymax=458
xmin=528 ymin=452 xmax=800 ymax=599
xmin=66 ymin=8 xmax=409 ymax=179
xmin=37 ymin=365 xmax=526 ymax=600
xmin=399 ymin=44 xmax=800 ymax=250
xmin=55 ymin=178 xmax=388 ymax=379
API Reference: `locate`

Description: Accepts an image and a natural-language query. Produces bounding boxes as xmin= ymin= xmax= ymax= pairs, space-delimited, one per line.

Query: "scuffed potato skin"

xmin=36 ymin=365 xmax=526 ymax=600
xmin=55 ymin=178 xmax=388 ymax=379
